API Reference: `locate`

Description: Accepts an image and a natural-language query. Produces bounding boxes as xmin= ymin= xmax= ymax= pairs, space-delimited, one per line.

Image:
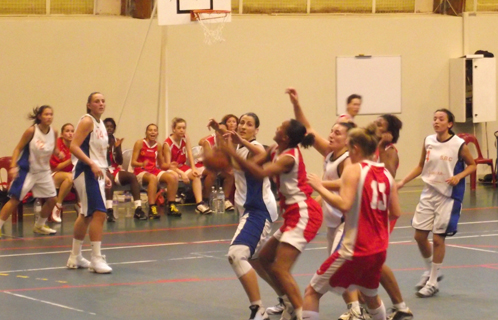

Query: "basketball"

xmin=203 ymin=149 xmax=230 ymax=172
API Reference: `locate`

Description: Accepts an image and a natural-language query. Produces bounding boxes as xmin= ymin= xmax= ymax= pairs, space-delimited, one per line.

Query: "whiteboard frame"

xmin=336 ymin=56 xmax=402 ymax=116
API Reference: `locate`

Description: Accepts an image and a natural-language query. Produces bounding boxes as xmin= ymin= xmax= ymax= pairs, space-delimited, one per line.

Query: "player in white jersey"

xmin=66 ymin=92 xmax=113 ymax=274
xmin=304 ymin=123 xmax=402 ymax=320
xmin=210 ymin=113 xmax=278 ymax=320
xmin=336 ymin=94 xmax=362 ymax=124
xmin=0 ymin=106 xmax=62 ymax=237
xmin=398 ymin=109 xmax=476 ymax=297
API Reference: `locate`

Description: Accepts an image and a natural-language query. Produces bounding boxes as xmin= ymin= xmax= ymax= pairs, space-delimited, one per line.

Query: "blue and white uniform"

xmin=9 ymin=125 xmax=57 ymax=199
xmin=231 ymin=140 xmax=278 ymax=257
xmin=413 ymin=134 xmax=465 ymax=236
xmin=73 ymin=115 xmax=108 ymax=217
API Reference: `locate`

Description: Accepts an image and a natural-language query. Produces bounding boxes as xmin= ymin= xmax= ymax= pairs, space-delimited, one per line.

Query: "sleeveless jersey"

xmin=165 ymin=136 xmax=187 ymax=165
xmin=108 ymin=144 xmax=121 ymax=175
xmin=50 ymin=137 xmax=72 ymax=173
xmin=322 ymin=151 xmax=349 ymax=228
xmin=18 ymin=124 xmax=55 ymax=173
xmin=134 ymin=140 xmax=159 ymax=175
xmin=234 ymin=141 xmax=278 ymax=222
xmin=421 ymin=134 xmax=465 ymax=201
xmin=73 ymin=115 xmax=108 ymax=176
xmin=339 ymin=161 xmax=394 ymax=259
xmin=271 ymin=147 xmax=313 ymax=206
xmin=373 ymin=144 xmax=397 ymax=163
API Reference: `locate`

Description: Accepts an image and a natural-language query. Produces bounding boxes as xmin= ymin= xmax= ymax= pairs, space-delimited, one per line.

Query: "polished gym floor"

xmin=1 ymin=184 xmax=498 ymax=320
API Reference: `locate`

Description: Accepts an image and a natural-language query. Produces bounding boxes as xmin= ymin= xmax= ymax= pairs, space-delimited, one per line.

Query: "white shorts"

xmin=136 ymin=170 xmax=167 ymax=187
xmin=9 ymin=170 xmax=56 ymax=200
xmin=412 ymin=185 xmax=462 ymax=236
xmin=328 ymin=222 xmax=344 ymax=255
xmin=74 ymin=171 xmax=106 ymax=217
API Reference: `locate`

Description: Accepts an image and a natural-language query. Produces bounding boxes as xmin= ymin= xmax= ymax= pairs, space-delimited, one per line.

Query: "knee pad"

xmin=228 ymin=245 xmax=252 ymax=278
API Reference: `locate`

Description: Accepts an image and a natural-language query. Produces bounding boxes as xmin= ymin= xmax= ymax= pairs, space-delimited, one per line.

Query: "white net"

xmin=192 ymin=10 xmax=230 ymax=45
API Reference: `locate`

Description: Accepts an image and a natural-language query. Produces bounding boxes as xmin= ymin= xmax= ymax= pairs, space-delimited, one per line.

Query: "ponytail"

xmin=28 ymin=105 xmax=52 ymax=125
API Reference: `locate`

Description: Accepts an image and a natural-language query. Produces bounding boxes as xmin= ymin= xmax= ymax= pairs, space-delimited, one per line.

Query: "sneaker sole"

xmin=416 ymin=288 xmax=439 ymax=298
xmin=67 ymin=263 xmax=89 ymax=269
xmin=33 ymin=230 xmax=56 ymax=235
xmin=89 ymin=267 xmax=112 ymax=274
xmin=415 ymin=275 xmax=444 ymax=290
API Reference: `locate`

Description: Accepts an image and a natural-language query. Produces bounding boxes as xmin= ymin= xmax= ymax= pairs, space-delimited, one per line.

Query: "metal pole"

xmin=372 ymin=0 xmax=376 ymax=13
xmin=46 ymin=0 xmax=50 ymax=15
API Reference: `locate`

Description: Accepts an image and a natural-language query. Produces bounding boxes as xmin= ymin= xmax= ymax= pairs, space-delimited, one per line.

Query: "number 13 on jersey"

xmin=370 ymin=181 xmax=387 ymax=210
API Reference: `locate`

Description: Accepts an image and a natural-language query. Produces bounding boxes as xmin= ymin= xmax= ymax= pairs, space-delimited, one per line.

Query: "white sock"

xmin=71 ymin=239 xmax=83 ymax=256
xmin=0 ymin=219 xmax=5 ymax=229
xmin=424 ymin=256 xmax=432 ymax=271
xmin=91 ymin=241 xmax=102 ymax=257
xmin=55 ymin=202 xmax=62 ymax=209
xmin=427 ymin=262 xmax=441 ymax=286
xmin=134 ymin=200 xmax=142 ymax=208
xmin=106 ymin=200 xmax=113 ymax=209
xmin=302 ymin=310 xmax=319 ymax=320
xmin=281 ymin=294 xmax=291 ymax=307
xmin=367 ymin=301 xmax=386 ymax=320
xmin=295 ymin=307 xmax=303 ymax=320
xmin=35 ymin=217 xmax=47 ymax=227
xmin=250 ymin=300 xmax=262 ymax=307
xmin=393 ymin=302 xmax=408 ymax=312
xmin=350 ymin=301 xmax=360 ymax=314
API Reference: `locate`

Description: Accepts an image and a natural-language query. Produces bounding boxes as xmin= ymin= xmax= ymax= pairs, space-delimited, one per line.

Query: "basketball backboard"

xmin=158 ymin=0 xmax=231 ymax=26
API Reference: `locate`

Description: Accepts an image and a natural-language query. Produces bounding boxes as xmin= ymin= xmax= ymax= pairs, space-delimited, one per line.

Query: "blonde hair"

xmin=171 ymin=117 xmax=186 ymax=131
xmin=348 ymin=123 xmax=379 ymax=157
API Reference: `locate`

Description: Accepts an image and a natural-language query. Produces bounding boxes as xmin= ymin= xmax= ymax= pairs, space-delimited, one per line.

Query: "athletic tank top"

xmin=73 ymin=115 xmax=108 ymax=176
xmin=134 ymin=140 xmax=159 ymax=175
xmin=421 ymin=134 xmax=465 ymax=201
xmin=322 ymin=150 xmax=349 ymax=228
xmin=271 ymin=146 xmax=313 ymax=206
xmin=165 ymin=136 xmax=187 ymax=166
xmin=234 ymin=141 xmax=278 ymax=222
xmin=18 ymin=124 xmax=55 ymax=173
xmin=50 ymin=137 xmax=72 ymax=173
xmin=339 ymin=161 xmax=394 ymax=259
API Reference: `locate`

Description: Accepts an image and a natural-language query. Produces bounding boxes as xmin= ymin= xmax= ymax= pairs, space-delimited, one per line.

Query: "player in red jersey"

xmin=164 ymin=118 xmax=211 ymax=214
xmin=49 ymin=123 xmax=81 ymax=223
xmin=219 ymin=118 xmax=322 ymax=320
xmin=103 ymin=118 xmax=146 ymax=221
xmin=131 ymin=124 xmax=181 ymax=218
xmin=303 ymin=123 xmax=402 ymax=320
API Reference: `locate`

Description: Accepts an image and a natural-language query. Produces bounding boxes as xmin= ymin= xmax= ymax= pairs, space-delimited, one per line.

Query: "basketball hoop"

xmin=191 ymin=9 xmax=231 ymax=45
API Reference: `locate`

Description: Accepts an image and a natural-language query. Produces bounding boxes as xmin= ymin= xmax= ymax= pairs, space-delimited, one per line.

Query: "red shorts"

xmin=273 ymin=198 xmax=322 ymax=251
xmin=311 ymin=250 xmax=386 ymax=296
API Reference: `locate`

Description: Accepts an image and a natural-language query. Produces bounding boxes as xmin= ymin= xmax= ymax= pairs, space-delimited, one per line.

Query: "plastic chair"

xmin=457 ymin=133 xmax=496 ymax=190
xmin=0 ymin=157 xmax=24 ymax=222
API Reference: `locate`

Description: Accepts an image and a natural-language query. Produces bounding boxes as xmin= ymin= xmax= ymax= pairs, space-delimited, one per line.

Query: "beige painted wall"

xmin=1 ymin=13 xmax=497 ymax=181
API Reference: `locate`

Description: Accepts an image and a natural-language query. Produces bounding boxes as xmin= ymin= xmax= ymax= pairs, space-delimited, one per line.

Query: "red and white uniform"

xmin=134 ymin=140 xmax=161 ymax=176
xmin=50 ymin=137 xmax=72 ymax=173
xmin=310 ymin=161 xmax=394 ymax=296
xmin=374 ymin=143 xmax=399 ymax=232
xmin=108 ymin=146 xmax=122 ymax=179
xmin=165 ymin=136 xmax=190 ymax=172
xmin=270 ymin=147 xmax=322 ymax=252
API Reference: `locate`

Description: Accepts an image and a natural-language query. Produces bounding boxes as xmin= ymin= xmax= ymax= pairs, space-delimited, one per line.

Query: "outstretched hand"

xmin=207 ymin=118 xmax=219 ymax=131
xmin=285 ymin=87 xmax=299 ymax=106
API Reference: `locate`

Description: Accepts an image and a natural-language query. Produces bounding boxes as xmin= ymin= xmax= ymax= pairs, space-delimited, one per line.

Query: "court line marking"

xmin=0 ymin=260 xmax=157 ymax=273
xmin=2 ymin=291 xmax=96 ymax=315
xmin=393 ymin=220 xmax=498 ymax=229
xmin=446 ymin=244 xmax=498 ymax=254
xmin=0 ymin=239 xmax=231 ymax=258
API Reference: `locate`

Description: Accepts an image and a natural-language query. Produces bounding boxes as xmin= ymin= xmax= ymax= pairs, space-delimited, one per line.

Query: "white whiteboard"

xmin=336 ymin=56 xmax=401 ymax=115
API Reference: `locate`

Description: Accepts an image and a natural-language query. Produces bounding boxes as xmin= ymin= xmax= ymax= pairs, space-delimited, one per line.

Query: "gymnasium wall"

xmin=1 ymin=14 xmax=498 ymax=181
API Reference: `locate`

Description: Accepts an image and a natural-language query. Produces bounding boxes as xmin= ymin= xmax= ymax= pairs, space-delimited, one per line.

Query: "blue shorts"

xmin=231 ymin=209 xmax=272 ymax=258
xmin=74 ymin=167 xmax=106 ymax=217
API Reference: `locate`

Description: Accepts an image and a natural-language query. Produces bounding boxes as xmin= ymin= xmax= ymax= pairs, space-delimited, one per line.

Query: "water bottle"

xmin=217 ymin=187 xmax=225 ymax=214
xmin=34 ymin=198 xmax=42 ymax=220
xmin=124 ymin=191 xmax=132 ymax=203
xmin=112 ymin=192 xmax=118 ymax=207
xmin=209 ymin=186 xmax=217 ymax=212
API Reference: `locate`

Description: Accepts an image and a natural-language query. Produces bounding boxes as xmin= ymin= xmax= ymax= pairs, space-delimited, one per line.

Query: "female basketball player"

xmin=66 ymin=92 xmax=113 ymax=273
xmin=49 ymin=123 xmax=81 ymax=223
xmin=220 ymin=118 xmax=322 ymax=320
xmin=303 ymin=124 xmax=402 ymax=320
xmin=132 ymin=124 xmax=181 ymax=218
xmin=209 ymin=113 xmax=278 ymax=320
xmin=164 ymin=118 xmax=211 ymax=214
xmin=337 ymin=94 xmax=362 ymax=123
xmin=103 ymin=118 xmax=146 ymax=221
xmin=398 ymin=109 xmax=476 ymax=297
xmin=0 ymin=106 xmax=61 ymax=236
